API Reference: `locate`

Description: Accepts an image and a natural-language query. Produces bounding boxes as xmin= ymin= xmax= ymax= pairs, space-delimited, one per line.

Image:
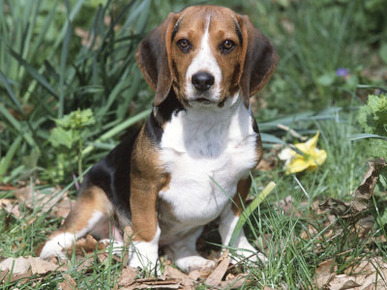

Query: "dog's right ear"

xmin=136 ymin=13 xmax=179 ymax=107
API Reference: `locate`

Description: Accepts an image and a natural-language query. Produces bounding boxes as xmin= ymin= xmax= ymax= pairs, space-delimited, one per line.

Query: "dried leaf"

xmin=317 ymin=257 xmax=387 ymax=290
xmin=58 ymin=273 xmax=77 ymax=290
xmin=0 ymin=256 xmax=63 ymax=275
xmin=206 ymin=256 xmax=230 ymax=286
xmin=65 ymin=234 xmax=106 ymax=256
xmin=0 ymin=199 xmax=20 ymax=218
xmin=13 ymin=185 xmax=70 ymax=217
xmin=353 ymin=159 xmax=386 ymax=212
xmin=118 ymin=266 xmax=138 ymax=287
xmin=219 ymin=273 xmax=249 ymax=289
xmin=315 ymin=259 xmax=337 ymax=289
xmin=163 ymin=265 xmax=194 ymax=286
xmin=124 ymin=278 xmax=181 ymax=290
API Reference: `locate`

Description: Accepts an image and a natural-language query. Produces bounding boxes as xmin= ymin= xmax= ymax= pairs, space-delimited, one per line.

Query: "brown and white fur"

xmin=39 ymin=5 xmax=278 ymax=273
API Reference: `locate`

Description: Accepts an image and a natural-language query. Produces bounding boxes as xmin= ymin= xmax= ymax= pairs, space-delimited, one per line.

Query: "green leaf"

xmin=261 ymin=133 xmax=287 ymax=145
xmin=350 ymin=133 xmax=387 ymax=141
xmin=379 ymin=42 xmax=387 ymax=64
xmin=8 ymin=48 xmax=59 ymax=99
xmin=49 ymin=127 xmax=74 ymax=149
xmin=317 ymin=74 xmax=334 ymax=86
xmin=0 ymin=70 xmax=23 ymax=113
xmin=0 ymin=136 xmax=23 ymax=182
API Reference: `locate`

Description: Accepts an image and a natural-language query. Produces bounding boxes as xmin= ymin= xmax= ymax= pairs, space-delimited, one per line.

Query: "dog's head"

xmin=136 ymin=5 xmax=278 ymax=108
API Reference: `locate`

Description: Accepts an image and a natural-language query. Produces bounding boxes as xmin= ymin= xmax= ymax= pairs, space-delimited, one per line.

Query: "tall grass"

xmin=0 ymin=0 xmax=155 ymax=183
xmin=0 ymin=0 xmax=385 ymax=288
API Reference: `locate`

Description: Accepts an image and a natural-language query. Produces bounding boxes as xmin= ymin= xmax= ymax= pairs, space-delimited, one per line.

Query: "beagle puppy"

xmin=40 ymin=5 xmax=278 ymax=273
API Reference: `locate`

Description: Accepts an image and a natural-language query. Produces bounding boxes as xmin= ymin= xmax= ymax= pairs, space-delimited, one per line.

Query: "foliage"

xmin=358 ymin=94 xmax=387 ymax=138
xmin=357 ymin=93 xmax=387 ymax=189
xmin=0 ymin=0 xmax=386 ymax=288
xmin=49 ymin=109 xmax=95 ymax=181
xmin=0 ymin=0 xmax=154 ymax=183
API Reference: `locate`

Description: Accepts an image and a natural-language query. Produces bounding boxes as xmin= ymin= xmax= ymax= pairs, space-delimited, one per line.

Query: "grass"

xmin=0 ymin=0 xmax=386 ymax=288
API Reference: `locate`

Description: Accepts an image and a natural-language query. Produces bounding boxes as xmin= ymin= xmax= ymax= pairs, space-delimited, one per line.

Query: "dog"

xmin=39 ymin=5 xmax=278 ymax=273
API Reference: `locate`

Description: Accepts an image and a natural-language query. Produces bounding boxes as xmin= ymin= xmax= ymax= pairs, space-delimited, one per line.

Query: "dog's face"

xmin=136 ymin=5 xmax=278 ymax=108
xmin=168 ymin=7 xmax=244 ymax=107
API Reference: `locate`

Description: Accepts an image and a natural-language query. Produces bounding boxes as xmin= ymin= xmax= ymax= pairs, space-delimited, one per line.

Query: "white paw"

xmin=175 ymin=256 xmax=216 ymax=272
xmin=128 ymin=241 xmax=159 ymax=273
xmin=40 ymin=233 xmax=75 ymax=260
xmin=230 ymin=238 xmax=267 ymax=264
xmin=99 ymin=239 xmax=124 ymax=257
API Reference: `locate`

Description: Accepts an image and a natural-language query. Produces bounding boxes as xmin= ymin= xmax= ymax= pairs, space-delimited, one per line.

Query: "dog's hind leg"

xmin=164 ymin=227 xmax=216 ymax=272
xmin=219 ymin=177 xmax=267 ymax=263
xmin=39 ymin=186 xmax=114 ymax=259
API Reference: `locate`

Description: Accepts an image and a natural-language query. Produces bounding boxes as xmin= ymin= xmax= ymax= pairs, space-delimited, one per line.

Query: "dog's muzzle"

xmin=192 ymin=71 xmax=214 ymax=92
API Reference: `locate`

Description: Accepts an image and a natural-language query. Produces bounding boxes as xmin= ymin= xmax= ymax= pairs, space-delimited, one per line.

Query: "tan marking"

xmin=62 ymin=186 xmax=112 ymax=232
xmin=231 ymin=177 xmax=252 ymax=216
xmin=167 ymin=6 xmax=245 ymax=102
xmin=36 ymin=186 xmax=113 ymax=256
xmin=130 ymin=126 xmax=169 ymax=242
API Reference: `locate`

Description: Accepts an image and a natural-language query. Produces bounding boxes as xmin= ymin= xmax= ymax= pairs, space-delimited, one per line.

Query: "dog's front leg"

xmin=219 ymin=177 xmax=267 ymax=264
xmin=128 ymin=177 xmax=161 ymax=272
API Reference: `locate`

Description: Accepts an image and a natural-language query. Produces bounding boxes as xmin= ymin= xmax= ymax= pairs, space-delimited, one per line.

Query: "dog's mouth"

xmin=189 ymin=97 xmax=228 ymax=108
xmin=195 ymin=97 xmax=213 ymax=104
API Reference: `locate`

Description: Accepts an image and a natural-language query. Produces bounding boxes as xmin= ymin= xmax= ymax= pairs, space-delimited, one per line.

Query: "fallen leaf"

xmin=0 ymin=256 xmax=63 ymax=275
xmin=315 ymin=259 xmax=337 ymax=289
xmin=353 ymin=159 xmax=385 ymax=212
xmin=206 ymin=256 xmax=230 ymax=286
xmin=57 ymin=273 xmax=77 ymax=290
xmin=163 ymin=265 xmax=194 ymax=286
xmin=0 ymin=199 xmax=20 ymax=219
xmin=317 ymin=256 xmax=387 ymax=289
xmin=66 ymin=234 xmax=107 ymax=256
xmin=118 ymin=266 xmax=138 ymax=287
xmin=123 ymin=278 xmax=181 ymax=290
xmin=13 ymin=185 xmax=72 ymax=217
xmin=219 ymin=273 xmax=249 ymax=289
xmin=320 ymin=159 xmax=386 ymax=222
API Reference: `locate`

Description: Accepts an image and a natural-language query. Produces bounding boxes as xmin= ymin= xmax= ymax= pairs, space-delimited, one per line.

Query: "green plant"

xmin=0 ymin=0 xmax=154 ymax=183
xmin=356 ymin=94 xmax=387 ymax=156
xmin=49 ymin=108 xmax=95 ymax=181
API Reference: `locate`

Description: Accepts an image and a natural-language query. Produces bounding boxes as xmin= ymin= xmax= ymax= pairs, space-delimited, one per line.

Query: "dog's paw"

xmin=128 ymin=241 xmax=159 ymax=274
xmin=99 ymin=239 xmax=124 ymax=257
xmin=229 ymin=238 xmax=267 ymax=264
xmin=175 ymin=256 xmax=216 ymax=273
xmin=40 ymin=233 xmax=74 ymax=260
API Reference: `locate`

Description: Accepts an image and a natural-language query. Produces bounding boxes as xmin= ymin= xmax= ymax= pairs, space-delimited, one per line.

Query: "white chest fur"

xmin=158 ymin=97 xmax=258 ymax=242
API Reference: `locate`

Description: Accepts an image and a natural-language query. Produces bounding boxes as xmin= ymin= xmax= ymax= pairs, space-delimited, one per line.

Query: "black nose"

xmin=192 ymin=71 xmax=215 ymax=91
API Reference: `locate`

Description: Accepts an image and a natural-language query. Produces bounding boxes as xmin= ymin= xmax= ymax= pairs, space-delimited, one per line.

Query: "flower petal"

xmin=286 ymin=157 xmax=310 ymax=174
xmin=314 ymin=149 xmax=327 ymax=165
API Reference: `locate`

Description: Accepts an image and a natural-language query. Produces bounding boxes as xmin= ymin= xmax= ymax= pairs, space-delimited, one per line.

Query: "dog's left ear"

xmin=136 ymin=13 xmax=179 ymax=106
xmin=239 ymin=15 xmax=278 ymax=108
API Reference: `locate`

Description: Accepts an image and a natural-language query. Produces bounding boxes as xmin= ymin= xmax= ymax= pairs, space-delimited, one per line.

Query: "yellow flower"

xmin=278 ymin=131 xmax=327 ymax=175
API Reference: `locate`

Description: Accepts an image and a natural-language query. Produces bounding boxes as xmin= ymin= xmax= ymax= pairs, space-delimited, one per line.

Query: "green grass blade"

xmin=51 ymin=0 xmax=85 ymax=54
xmin=228 ymin=181 xmax=276 ymax=247
xmin=58 ymin=0 xmax=72 ymax=118
xmin=0 ymin=70 xmax=23 ymax=113
xmin=8 ymin=48 xmax=58 ymax=99
xmin=350 ymin=133 xmax=387 ymax=141
xmin=0 ymin=135 xmax=22 ymax=182
xmin=261 ymin=133 xmax=287 ymax=145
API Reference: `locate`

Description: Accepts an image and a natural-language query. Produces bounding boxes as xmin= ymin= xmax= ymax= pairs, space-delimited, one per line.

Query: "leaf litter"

xmin=1 ymin=159 xmax=386 ymax=288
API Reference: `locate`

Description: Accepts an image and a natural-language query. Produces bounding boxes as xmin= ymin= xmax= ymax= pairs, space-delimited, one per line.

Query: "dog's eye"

xmin=219 ymin=40 xmax=235 ymax=54
xmin=177 ymin=39 xmax=191 ymax=53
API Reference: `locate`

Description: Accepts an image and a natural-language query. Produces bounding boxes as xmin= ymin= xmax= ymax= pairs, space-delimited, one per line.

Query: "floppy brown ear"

xmin=239 ymin=15 xmax=278 ymax=108
xmin=136 ymin=13 xmax=178 ymax=106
